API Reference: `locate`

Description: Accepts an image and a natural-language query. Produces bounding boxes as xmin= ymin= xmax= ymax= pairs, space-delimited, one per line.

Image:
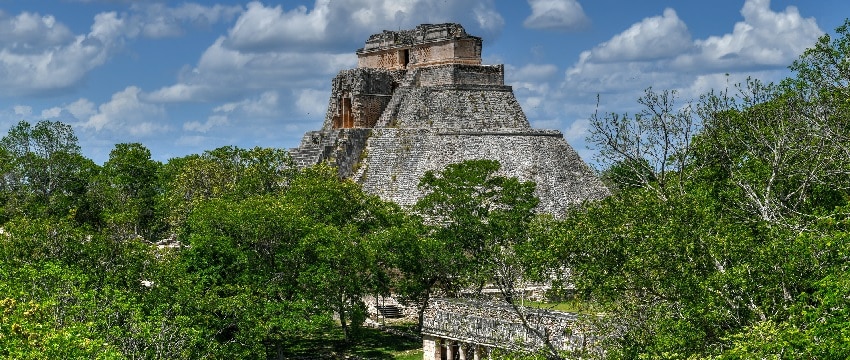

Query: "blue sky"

xmin=0 ymin=0 xmax=846 ymax=164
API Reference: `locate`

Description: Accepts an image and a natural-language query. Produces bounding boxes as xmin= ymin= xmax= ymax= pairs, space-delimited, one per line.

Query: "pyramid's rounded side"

xmin=353 ymin=128 xmax=610 ymax=217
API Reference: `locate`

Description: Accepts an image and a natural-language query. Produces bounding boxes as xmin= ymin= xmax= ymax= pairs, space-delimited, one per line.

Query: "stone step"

xmin=290 ymin=129 xmax=346 ymax=168
xmin=376 ymin=305 xmax=404 ymax=319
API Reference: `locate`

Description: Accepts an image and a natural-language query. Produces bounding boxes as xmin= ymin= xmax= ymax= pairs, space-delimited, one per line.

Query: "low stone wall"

xmin=422 ymin=298 xmax=585 ymax=352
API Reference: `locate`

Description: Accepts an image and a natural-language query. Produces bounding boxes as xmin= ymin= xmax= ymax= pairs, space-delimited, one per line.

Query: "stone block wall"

xmin=421 ymin=298 xmax=585 ymax=353
xmin=357 ymin=23 xmax=482 ymax=70
xmin=358 ymin=50 xmax=406 ymax=70
xmin=323 ymin=68 xmax=404 ymax=130
xmin=289 ymin=128 xmax=371 ymax=178
xmin=377 ymin=86 xmax=530 ymax=129
xmin=330 ymin=128 xmax=371 ymax=178
xmin=415 ymin=64 xmax=504 ymax=87
xmin=360 ymin=23 xmax=470 ymax=51
xmin=352 ymin=95 xmax=391 ymax=128
xmin=351 ymin=128 xmax=609 ymax=217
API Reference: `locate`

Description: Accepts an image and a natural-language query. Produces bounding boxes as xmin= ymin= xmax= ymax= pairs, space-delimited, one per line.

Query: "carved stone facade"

xmin=290 ymin=23 xmax=608 ymax=217
xmin=324 ymin=68 xmax=405 ymax=129
xmin=357 ymin=23 xmax=482 ymax=70
xmin=421 ymin=298 xmax=591 ymax=359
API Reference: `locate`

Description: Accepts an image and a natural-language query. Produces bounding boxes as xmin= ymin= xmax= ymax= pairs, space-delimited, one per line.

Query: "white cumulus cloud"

xmin=130 ymin=2 xmax=243 ymax=38
xmin=147 ymin=36 xmax=356 ymax=103
xmin=146 ymin=0 xmax=508 ymax=136
xmin=0 ymin=3 xmax=247 ymax=97
xmin=564 ymin=0 xmax=822 ymax=96
xmin=507 ymin=64 xmax=559 ymax=118
xmin=295 ymin=89 xmax=330 ymax=116
xmin=0 ymin=11 xmax=127 ymax=95
xmin=13 ymin=105 xmax=32 ymax=116
xmin=588 ymin=8 xmax=691 ymax=63
xmin=66 ymin=98 xmax=96 ymax=120
xmin=673 ymin=0 xmax=821 ymax=71
xmin=184 ymin=90 xmax=282 ymax=133
xmin=39 ymin=98 xmax=98 ymax=122
xmin=213 ymin=90 xmax=281 ymax=117
xmin=183 ymin=115 xmax=228 ymax=133
xmin=82 ymin=86 xmax=168 ymax=137
xmin=222 ymin=0 xmax=504 ymax=52
xmin=523 ymin=0 xmax=590 ymax=31
xmin=0 ymin=11 xmax=73 ymax=51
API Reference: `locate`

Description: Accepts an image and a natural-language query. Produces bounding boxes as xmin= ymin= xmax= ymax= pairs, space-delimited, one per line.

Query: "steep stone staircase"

xmin=376 ymin=70 xmax=418 ymax=127
xmin=289 ymin=130 xmax=340 ymax=168
xmin=289 ymin=129 xmax=372 ymax=178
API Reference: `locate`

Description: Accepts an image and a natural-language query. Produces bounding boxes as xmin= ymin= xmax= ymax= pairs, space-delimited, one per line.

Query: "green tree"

xmin=98 ymin=143 xmax=163 ymax=240
xmin=180 ymin=163 xmax=400 ymax=349
xmin=283 ymin=164 xmax=403 ymax=342
xmin=415 ymin=159 xmax=538 ymax=287
xmin=163 ymin=146 xmax=294 ymax=229
xmin=695 ymin=78 xmax=848 ymax=228
xmin=588 ymin=88 xmax=699 ymax=199
xmin=0 ymin=120 xmax=95 ymax=221
xmin=789 ymin=18 xmax=850 ymax=129
xmin=401 ymin=160 xmax=539 ymax=334
xmin=0 ymin=147 xmax=14 ymax=223
xmin=561 ymin=21 xmax=850 ymax=358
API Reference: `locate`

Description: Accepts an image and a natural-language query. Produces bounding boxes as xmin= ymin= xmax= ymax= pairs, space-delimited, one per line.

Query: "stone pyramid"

xmin=290 ymin=23 xmax=607 ymax=216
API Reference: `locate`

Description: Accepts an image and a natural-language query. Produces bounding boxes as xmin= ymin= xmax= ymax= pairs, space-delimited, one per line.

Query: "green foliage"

xmin=397 ymin=159 xmax=542 ymax=345
xmin=180 ymin=163 xmax=405 ymax=346
xmin=790 ymin=18 xmax=850 ymax=102
xmin=589 ymin=88 xmax=698 ymax=199
xmin=0 ymin=120 xmax=97 ymax=222
xmin=96 ymin=143 xmax=164 ymax=240
xmin=695 ymin=78 xmax=850 ymax=227
xmin=558 ymin=21 xmax=850 ymax=358
xmin=2 ymin=20 xmax=850 ymax=359
xmin=0 ymin=297 xmax=125 ymax=359
xmin=599 ymin=157 xmax=657 ymax=192
xmin=553 ymin=181 xmax=850 ymax=358
xmin=0 ymin=125 xmax=421 ymax=357
xmin=163 ymin=145 xmax=295 ymax=229
xmin=414 ymin=159 xmax=538 ymax=291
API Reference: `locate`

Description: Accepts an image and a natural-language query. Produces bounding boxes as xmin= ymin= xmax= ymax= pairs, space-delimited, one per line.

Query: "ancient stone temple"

xmin=290 ymin=23 xmax=607 ymax=216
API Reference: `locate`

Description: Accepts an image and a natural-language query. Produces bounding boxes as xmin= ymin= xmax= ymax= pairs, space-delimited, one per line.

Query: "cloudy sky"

xmin=0 ymin=0 xmax=845 ymax=164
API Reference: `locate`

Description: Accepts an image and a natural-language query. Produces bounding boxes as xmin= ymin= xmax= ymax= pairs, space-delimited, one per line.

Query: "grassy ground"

xmin=278 ymin=321 xmax=422 ymax=359
xmin=521 ymin=299 xmax=599 ymax=314
xmin=345 ymin=324 xmax=422 ymax=359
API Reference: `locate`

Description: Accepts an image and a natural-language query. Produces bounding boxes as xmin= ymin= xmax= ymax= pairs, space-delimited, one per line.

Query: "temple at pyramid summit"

xmin=290 ymin=23 xmax=607 ymax=216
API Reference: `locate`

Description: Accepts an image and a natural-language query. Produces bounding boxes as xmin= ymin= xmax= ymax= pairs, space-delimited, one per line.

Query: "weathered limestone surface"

xmin=323 ymin=68 xmax=405 ymax=129
xmin=358 ymin=23 xmax=481 ymax=70
xmin=422 ymin=298 xmax=586 ymax=353
xmin=290 ymin=23 xmax=608 ymax=217
xmin=353 ymin=128 xmax=607 ymax=216
xmin=290 ymin=128 xmax=370 ymax=178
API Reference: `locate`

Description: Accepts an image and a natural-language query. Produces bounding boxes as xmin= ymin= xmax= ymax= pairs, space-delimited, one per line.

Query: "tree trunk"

xmin=416 ymin=290 xmax=431 ymax=333
xmin=339 ymin=302 xmax=351 ymax=342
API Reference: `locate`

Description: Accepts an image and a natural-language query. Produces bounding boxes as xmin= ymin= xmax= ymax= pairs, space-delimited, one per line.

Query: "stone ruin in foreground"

xmin=290 ymin=23 xmax=607 ymax=216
